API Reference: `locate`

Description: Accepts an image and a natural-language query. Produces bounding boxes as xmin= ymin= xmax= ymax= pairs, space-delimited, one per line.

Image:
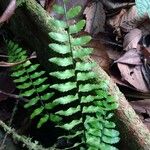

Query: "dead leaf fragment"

xmin=115 ymin=49 xmax=142 ymax=65
xmin=84 ymin=1 xmax=106 ymax=35
xmin=107 ymin=6 xmax=148 ymax=32
xmin=0 ymin=0 xmax=16 ymax=24
xmin=123 ymin=28 xmax=142 ymax=51
xmin=117 ymin=63 xmax=149 ymax=92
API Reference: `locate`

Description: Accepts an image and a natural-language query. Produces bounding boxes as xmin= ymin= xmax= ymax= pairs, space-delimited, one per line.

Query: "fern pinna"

xmin=7 ymin=41 xmax=54 ymax=128
xmin=47 ymin=1 xmax=120 ymax=149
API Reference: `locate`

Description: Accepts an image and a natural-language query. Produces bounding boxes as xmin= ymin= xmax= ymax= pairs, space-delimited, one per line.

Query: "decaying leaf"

xmin=0 ymin=0 xmax=16 ymax=24
xmin=84 ymin=1 xmax=106 ymax=35
xmin=44 ymin=0 xmax=55 ymax=13
xmin=130 ymin=99 xmax=150 ymax=130
xmin=107 ymin=9 xmax=127 ymax=28
xmin=113 ymin=49 xmax=150 ymax=92
xmin=101 ymin=0 xmax=135 ymax=10
xmin=107 ymin=6 xmax=148 ymax=32
xmin=115 ymin=49 xmax=142 ymax=65
xmin=117 ymin=63 xmax=149 ymax=92
xmin=123 ymin=28 xmax=142 ymax=51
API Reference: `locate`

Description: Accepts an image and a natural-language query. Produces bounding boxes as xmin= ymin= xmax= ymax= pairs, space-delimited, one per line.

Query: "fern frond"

xmin=7 ymin=41 xmax=53 ymax=128
xmin=47 ymin=1 xmax=120 ymax=149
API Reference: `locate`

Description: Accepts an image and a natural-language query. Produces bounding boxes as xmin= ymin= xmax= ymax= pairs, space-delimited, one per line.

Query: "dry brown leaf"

xmin=101 ymin=0 xmax=135 ymax=10
xmin=115 ymin=49 xmax=142 ymax=65
xmin=130 ymin=99 xmax=150 ymax=130
xmin=123 ymin=28 xmax=142 ymax=51
xmin=44 ymin=0 xmax=55 ymax=13
xmin=117 ymin=63 xmax=149 ymax=92
xmin=0 ymin=0 xmax=16 ymax=24
xmin=84 ymin=1 xmax=106 ymax=35
xmin=107 ymin=5 xmax=148 ymax=32
xmin=107 ymin=9 xmax=127 ymax=28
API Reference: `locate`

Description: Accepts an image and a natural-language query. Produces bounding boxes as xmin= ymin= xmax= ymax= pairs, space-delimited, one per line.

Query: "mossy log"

xmin=0 ymin=0 xmax=150 ymax=149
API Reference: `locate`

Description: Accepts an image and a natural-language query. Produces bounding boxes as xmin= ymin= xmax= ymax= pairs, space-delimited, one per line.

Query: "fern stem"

xmin=62 ymin=0 xmax=87 ymax=147
xmin=62 ymin=0 xmax=75 ymax=68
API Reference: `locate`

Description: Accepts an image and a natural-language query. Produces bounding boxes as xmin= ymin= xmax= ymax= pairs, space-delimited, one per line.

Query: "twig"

xmin=0 ymin=90 xmax=28 ymax=102
xmin=0 ymin=99 xmax=19 ymax=149
xmin=0 ymin=120 xmax=50 ymax=150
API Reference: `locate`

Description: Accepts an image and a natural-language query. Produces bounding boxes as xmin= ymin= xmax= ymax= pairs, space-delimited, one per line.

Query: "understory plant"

xmin=7 ymin=0 xmax=120 ymax=149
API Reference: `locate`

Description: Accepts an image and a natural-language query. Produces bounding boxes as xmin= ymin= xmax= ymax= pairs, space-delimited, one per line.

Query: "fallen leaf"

xmin=115 ymin=49 xmax=142 ymax=65
xmin=123 ymin=28 xmax=142 ymax=51
xmin=101 ymin=0 xmax=135 ymax=10
xmin=107 ymin=6 xmax=148 ymax=32
xmin=117 ymin=63 xmax=149 ymax=92
xmin=84 ymin=1 xmax=106 ymax=35
xmin=130 ymin=99 xmax=150 ymax=130
xmin=0 ymin=0 xmax=16 ymax=24
xmin=44 ymin=0 xmax=55 ymax=13
xmin=107 ymin=9 xmax=127 ymax=28
xmin=120 ymin=6 xmax=148 ymax=32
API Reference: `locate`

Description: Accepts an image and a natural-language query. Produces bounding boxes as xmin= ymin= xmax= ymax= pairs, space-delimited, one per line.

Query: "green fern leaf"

xmin=102 ymin=136 xmax=120 ymax=144
xmin=17 ymin=82 xmax=32 ymax=89
xmin=57 ymin=119 xmax=82 ymax=130
xmin=36 ymin=84 xmax=49 ymax=93
xmin=49 ymin=32 xmax=69 ymax=42
xmin=33 ymin=77 xmax=48 ymax=86
xmin=11 ymin=70 xmax=26 ymax=77
xmin=66 ymin=6 xmax=82 ymax=19
xmin=49 ymin=114 xmax=62 ymax=123
xmin=49 ymin=43 xmax=70 ymax=54
xmin=14 ymin=75 xmax=29 ymax=83
xmin=53 ymin=95 xmax=78 ymax=105
xmin=72 ymin=36 xmax=92 ymax=46
xmin=53 ymin=4 xmax=64 ymax=14
xmin=79 ymin=84 xmax=100 ymax=92
xmin=50 ymin=82 xmax=76 ymax=92
xmin=77 ymin=72 xmax=96 ymax=81
xmin=51 ymin=19 xmax=67 ymax=28
xmin=49 ymin=57 xmax=73 ymax=67
xmin=30 ymin=71 xmax=45 ymax=79
xmin=20 ymin=89 xmax=35 ymax=97
xmin=30 ymin=107 xmax=44 ymax=119
xmin=55 ymin=105 xmax=80 ymax=116
xmin=50 ymin=70 xmax=75 ymax=79
xmin=37 ymin=114 xmax=49 ymax=128
xmin=69 ymin=20 xmax=86 ymax=34
xmin=26 ymin=64 xmax=40 ymax=73
xmin=103 ymin=129 xmax=119 ymax=137
xmin=73 ymin=48 xmax=93 ymax=59
xmin=24 ymin=97 xmax=40 ymax=108
xmin=75 ymin=62 xmax=96 ymax=71
xmin=40 ymin=93 xmax=54 ymax=101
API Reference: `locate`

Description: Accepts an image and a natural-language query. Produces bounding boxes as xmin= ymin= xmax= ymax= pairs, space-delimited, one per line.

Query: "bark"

xmin=0 ymin=0 xmax=150 ymax=149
